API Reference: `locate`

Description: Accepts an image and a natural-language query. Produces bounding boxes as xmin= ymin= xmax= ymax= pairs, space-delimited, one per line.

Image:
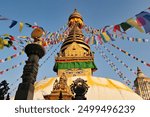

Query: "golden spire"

xmin=60 ymin=9 xmax=89 ymax=53
xmin=69 ymin=9 xmax=83 ymax=22
xmin=68 ymin=9 xmax=84 ymax=29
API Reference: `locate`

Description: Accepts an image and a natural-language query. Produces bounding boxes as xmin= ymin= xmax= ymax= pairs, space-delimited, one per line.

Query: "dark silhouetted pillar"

xmin=15 ymin=44 xmax=45 ymax=100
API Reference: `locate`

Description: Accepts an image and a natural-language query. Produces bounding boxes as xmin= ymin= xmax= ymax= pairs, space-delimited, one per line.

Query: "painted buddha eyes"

xmin=65 ymin=69 xmax=83 ymax=74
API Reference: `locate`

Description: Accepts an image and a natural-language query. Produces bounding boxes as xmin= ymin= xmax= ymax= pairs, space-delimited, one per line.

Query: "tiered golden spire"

xmin=68 ymin=9 xmax=83 ymax=21
xmin=60 ymin=9 xmax=90 ymax=53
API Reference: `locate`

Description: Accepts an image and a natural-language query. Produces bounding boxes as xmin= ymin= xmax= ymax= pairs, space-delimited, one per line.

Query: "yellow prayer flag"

xmin=125 ymin=52 xmax=128 ymax=55
xmin=19 ymin=22 xmax=24 ymax=32
xmin=101 ymin=32 xmax=110 ymax=41
xmin=0 ymin=38 xmax=4 ymax=49
xmin=21 ymin=51 xmax=25 ymax=54
xmin=126 ymin=18 xmax=144 ymax=33
xmin=7 ymin=56 xmax=11 ymax=61
xmin=3 ymin=40 xmax=8 ymax=45
xmin=19 ymin=36 xmax=28 ymax=39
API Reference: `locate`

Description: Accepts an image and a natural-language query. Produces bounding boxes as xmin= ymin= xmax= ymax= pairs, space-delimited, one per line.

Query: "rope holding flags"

xmin=0 ymin=50 xmax=24 ymax=63
xmin=110 ymin=33 xmax=149 ymax=43
xmin=102 ymin=45 xmax=137 ymax=75
xmin=0 ymin=61 xmax=25 ymax=75
xmin=95 ymin=46 xmax=132 ymax=87
xmin=40 ymin=42 xmax=62 ymax=67
xmin=108 ymin=43 xmax=150 ymax=67
xmin=0 ymin=42 xmax=62 ymax=75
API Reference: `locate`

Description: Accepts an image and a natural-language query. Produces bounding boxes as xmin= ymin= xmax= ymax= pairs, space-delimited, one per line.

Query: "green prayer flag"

xmin=120 ymin=22 xmax=132 ymax=31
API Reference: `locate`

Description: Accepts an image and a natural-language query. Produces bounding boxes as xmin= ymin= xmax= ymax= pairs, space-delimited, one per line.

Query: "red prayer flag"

xmin=10 ymin=36 xmax=15 ymax=41
xmin=12 ymin=45 xmax=17 ymax=50
xmin=146 ymin=63 xmax=150 ymax=67
xmin=113 ymin=25 xmax=121 ymax=33
xmin=97 ymin=35 xmax=103 ymax=45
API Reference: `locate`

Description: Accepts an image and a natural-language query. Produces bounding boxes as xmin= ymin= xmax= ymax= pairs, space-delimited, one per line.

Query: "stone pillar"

xmin=15 ymin=44 xmax=45 ymax=100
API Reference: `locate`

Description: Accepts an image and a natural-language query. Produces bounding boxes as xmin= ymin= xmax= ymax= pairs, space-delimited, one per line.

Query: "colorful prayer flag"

xmin=25 ymin=23 xmax=32 ymax=27
xmin=136 ymin=11 xmax=150 ymax=33
xmin=0 ymin=38 xmax=4 ymax=49
xmin=96 ymin=34 xmax=103 ymax=45
xmin=120 ymin=22 xmax=132 ymax=31
xmin=9 ymin=20 xmax=17 ymax=28
xmin=19 ymin=22 xmax=24 ymax=32
xmin=113 ymin=25 xmax=121 ymax=33
xmin=100 ymin=33 xmax=107 ymax=43
xmin=126 ymin=18 xmax=144 ymax=33
xmin=101 ymin=32 xmax=111 ymax=42
xmin=106 ymin=31 xmax=115 ymax=41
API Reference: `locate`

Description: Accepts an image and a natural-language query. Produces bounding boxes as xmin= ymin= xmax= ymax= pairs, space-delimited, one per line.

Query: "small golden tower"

xmin=43 ymin=73 xmax=72 ymax=100
xmin=134 ymin=67 xmax=150 ymax=100
xmin=53 ymin=9 xmax=97 ymax=78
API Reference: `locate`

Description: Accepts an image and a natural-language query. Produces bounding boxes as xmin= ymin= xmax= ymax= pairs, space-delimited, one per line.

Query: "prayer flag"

xmin=25 ymin=23 xmax=32 ymax=27
xmin=136 ymin=11 xmax=150 ymax=33
xmin=19 ymin=22 xmax=24 ymax=32
xmin=106 ymin=31 xmax=115 ymax=41
xmin=113 ymin=25 xmax=121 ymax=33
xmin=136 ymin=17 xmax=146 ymax=26
xmin=96 ymin=34 xmax=103 ymax=45
xmin=0 ymin=38 xmax=4 ymax=49
xmin=101 ymin=32 xmax=111 ymax=42
xmin=100 ymin=33 xmax=107 ymax=43
xmin=126 ymin=18 xmax=144 ymax=33
xmin=9 ymin=20 xmax=17 ymax=28
xmin=120 ymin=22 xmax=132 ymax=31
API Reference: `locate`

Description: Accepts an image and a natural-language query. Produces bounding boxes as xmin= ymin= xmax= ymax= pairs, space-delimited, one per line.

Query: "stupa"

xmin=33 ymin=9 xmax=142 ymax=100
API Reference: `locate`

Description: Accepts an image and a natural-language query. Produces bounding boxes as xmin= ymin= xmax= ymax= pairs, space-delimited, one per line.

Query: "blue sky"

xmin=0 ymin=0 xmax=150 ymax=96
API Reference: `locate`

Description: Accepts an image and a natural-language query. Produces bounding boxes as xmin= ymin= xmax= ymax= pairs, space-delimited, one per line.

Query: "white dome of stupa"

xmin=34 ymin=76 xmax=142 ymax=100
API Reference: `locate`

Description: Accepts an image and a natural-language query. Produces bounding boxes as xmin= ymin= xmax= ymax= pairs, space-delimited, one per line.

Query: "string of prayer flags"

xmin=0 ymin=15 xmax=9 ymax=20
xmin=0 ymin=14 xmax=38 ymax=31
xmin=0 ymin=61 xmax=25 ymax=75
xmin=95 ymin=46 xmax=132 ymax=87
xmin=0 ymin=38 xmax=15 ymax=50
xmin=108 ymin=43 xmax=150 ymax=67
xmin=0 ymin=50 xmax=24 ymax=63
xmin=3 ymin=34 xmax=15 ymax=41
xmin=84 ymin=7 xmax=150 ymax=34
xmin=110 ymin=33 xmax=149 ymax=43
xmin=102 ymin=45 xmax=137 ymax=75
xmin=40 ymin=42 xmax=62 ymax=67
